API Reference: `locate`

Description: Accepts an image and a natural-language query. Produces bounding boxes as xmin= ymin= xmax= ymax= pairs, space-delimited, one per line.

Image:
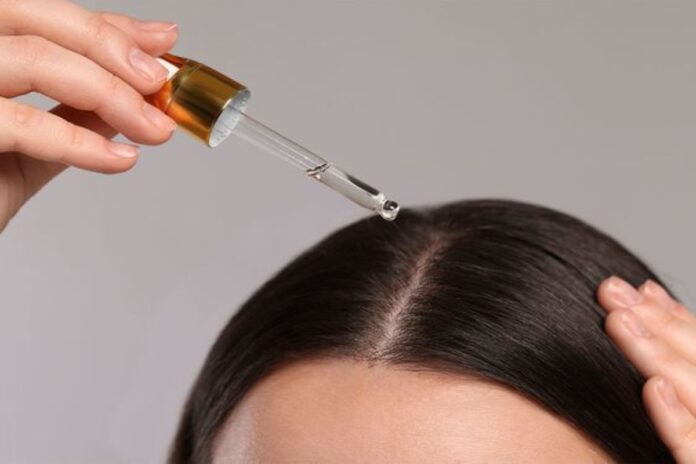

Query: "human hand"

xmin=599 ymin=277 xmax=696 ymax=463
xmin=0 ymin=0 xmax=179 ymax=231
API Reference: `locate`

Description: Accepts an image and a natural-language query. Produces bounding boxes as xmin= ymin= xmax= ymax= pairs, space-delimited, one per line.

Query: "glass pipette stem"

xmin=230 ymin=108 xmax=400 ymax=221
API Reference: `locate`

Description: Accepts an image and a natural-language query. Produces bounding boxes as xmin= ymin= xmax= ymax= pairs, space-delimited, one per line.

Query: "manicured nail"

xmin=657 ymin=377 xmax=681 ymax=408
xmin=137 ymin=21 xmax=178 ymax=32
xmin=129 ymin=48 xmax=168 ymax=81
xmin=106 ymin=141 xmax=139 ymax=158
xmin=143 ymin=103 xmax=177 ymax=132
xmin=620 ymin=308 xmax=651 ymax=338
xmin=607 ymin=276 xmax=644 ymax=307
xmin=641 ymin=280 xmax=675 ymax=310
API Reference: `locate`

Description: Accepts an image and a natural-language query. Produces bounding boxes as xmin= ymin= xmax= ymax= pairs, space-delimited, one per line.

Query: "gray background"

xmin=1 ymin=1 xmax=695 ymax=462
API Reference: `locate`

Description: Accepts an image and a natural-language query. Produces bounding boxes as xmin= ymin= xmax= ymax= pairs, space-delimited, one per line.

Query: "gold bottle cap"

xmin=149 ymin=54 xmax=250 ymax=147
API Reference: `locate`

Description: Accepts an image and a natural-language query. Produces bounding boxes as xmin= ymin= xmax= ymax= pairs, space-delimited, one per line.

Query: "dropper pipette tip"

xmin=378 ymin=200 xmax=400 ymax=221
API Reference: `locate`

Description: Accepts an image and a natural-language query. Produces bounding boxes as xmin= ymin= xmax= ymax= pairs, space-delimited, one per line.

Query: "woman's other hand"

xmin=599 ymin=276 xmax=696 ymax=463
xmin=0 ymin=0 xmax=179 ymax=231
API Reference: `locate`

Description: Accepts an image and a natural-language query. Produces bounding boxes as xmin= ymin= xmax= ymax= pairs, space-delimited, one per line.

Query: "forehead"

xmin=213 ymin=358 xmax=610 ymax=463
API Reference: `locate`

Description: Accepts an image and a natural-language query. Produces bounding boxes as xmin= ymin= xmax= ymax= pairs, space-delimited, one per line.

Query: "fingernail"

xmin=129 ymin=48 xmax=168 ymax=82
xmin=642 ymin=280 xmax=675 ymax=310
xmin=143 ymin=103 xmax=177 ymax=132
xmin=137 ymin=21 xmax=178 ymax=32
xmin=657 ymin=377 xmax=681 ymax=408
xmin=106 ymin=141 xmax=139 ymax=158
xmin=607 ymin=276 xmax=644 ymax=307
xmin=620 ymin=308 xmax=652 ymax=338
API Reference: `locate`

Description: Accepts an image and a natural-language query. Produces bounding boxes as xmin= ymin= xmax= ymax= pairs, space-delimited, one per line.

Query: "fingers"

xmin=602 ymin=287 xmax=696 ymax=413
xmin=599 ymin=277 xmax=696 ymax=365
xmin=643 ymin=377 xmax=696 ymax=463
xmin=598 ymin=276 xmax=696 ymax=462
xmin=100 ymin=12 xmax=178 ymax=57
xmin=0 ymin=35 xmax=175 ymax=145
xmin=640 ymin=281 xmax=696 ymax=325
xmin=0 ymin=98 xmax=138 ymax=174
xmin=0 ymin=104 xmax=123 ymax=231
xmin=0 ymin=0 xmax=175 ymax=95
xmin=16 ymin=104 xmax=120 ymax=197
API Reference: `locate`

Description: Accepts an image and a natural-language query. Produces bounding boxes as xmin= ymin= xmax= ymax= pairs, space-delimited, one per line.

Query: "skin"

xmin=0 ymin=0 xmax=180 ymax=231
xmin=214 ymin=359 xmax=612 ymax=464
xmin=213 ymin=278 xmax=696 ymax=463
xmin=599 ymin=277 xmax=696 ymax=463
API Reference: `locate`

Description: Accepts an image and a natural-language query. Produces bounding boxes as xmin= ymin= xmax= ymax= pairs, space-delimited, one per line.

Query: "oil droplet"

xmin=378 ymin=200 xmax=400 ymax=221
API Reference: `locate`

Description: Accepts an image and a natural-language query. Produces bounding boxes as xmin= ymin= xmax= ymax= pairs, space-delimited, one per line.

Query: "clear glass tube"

xmin=152 ymin=55 xmax=398 ymax=220
xmin=228 ymin=108 xmax=400 ymax=221
xmin=232 ymin=110 xmax=326 ymax=171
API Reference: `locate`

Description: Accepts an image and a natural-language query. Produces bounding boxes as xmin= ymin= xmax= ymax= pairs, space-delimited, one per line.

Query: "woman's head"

xmin=170 ymin=199 xmax=672 ymax=463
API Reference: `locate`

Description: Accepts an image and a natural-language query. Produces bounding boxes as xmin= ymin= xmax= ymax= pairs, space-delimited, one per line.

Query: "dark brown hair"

xmin=170 ymin=199 xmax=672 ymax=463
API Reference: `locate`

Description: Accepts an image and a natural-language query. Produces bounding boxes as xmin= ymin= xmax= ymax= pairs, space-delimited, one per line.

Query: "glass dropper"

xmin=150 ymin=54 xmax=400 ymax=221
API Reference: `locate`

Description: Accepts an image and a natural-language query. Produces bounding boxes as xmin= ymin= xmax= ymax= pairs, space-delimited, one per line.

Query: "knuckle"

xmin=86 ymin=14 xmax=115 ymax=53
xmin=11 ymin=102 xmax=41 ymax=129
xmin=105 ymin=72 xmax=123 ymax=97
xmin=95 ymin=72 xmax=133 ymax=112
xmin=53 ymin=128 xmax=73 ymax=165
xmin=92 ymin=11 xmax=120 ymax=29
xmin=66 ymin=122 xmax=86 ymax=150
